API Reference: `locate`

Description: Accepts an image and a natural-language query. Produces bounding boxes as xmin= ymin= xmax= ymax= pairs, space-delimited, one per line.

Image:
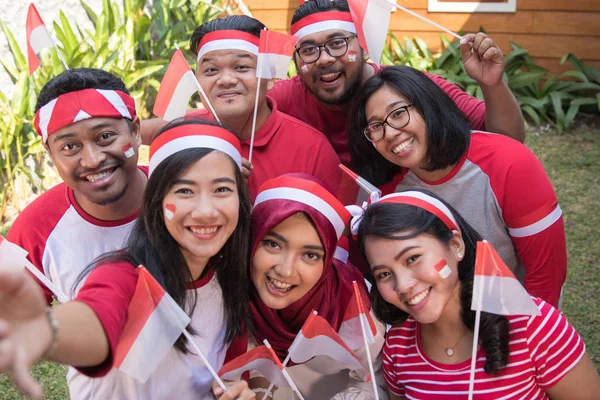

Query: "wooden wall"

xmin=243 ymin=0 xmax=600 ymax=75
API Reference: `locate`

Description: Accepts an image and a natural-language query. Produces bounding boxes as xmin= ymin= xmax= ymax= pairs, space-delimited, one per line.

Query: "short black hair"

xmin=291 ymin=0 xmax=350 ymax=25
xmin=190 ymin=15 xmax=266 ymax=56
xmin=35 ymin=68 xmax=129 ymax=112
xmin=348 ymin=66 xmax=471 ymax=186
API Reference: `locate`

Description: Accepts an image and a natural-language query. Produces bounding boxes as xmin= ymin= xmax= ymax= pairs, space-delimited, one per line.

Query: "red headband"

xmin=290 ymin=11 xmax=356 ymax=38
xmin=197 ymin=30 xmax=260 ymax=61
xmin=33 ymin=89 xmax=136 ymax=143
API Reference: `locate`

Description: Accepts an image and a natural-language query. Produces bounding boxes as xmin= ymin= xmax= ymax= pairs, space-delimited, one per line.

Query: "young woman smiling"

xmin=348 ymin=66 xmax=566 ymax=308
xmin=247 ymin=174 xmax=388 ymax=399
xmin=0 ymin=119 xmax=255 ymax=400
xmin=354 ymin=189 xmax=600 ymax=399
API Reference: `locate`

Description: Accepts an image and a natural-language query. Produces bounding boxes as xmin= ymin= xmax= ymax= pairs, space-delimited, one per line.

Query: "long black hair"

xmin=75 ymin=118 xmax=252 ymax=352
xmin=348 ymin=66 xmax=471 ymax=186
xmin=357 ymin=189 xmax=509 ymax=374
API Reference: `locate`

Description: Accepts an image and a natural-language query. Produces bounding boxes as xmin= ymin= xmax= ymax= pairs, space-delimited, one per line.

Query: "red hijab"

xmin=249 ymin=174 xmax=367 ymax=360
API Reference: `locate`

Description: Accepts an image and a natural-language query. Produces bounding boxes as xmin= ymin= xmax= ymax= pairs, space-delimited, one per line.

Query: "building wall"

xmin=244 ymin=0 xmax=600 ymax=75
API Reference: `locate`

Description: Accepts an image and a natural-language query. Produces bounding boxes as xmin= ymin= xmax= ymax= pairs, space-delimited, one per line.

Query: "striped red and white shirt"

xmin=382 ymin=298 xmax=585 ymax=399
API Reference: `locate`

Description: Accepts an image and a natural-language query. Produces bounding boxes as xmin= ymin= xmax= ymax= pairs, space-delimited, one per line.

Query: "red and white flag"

xmin=26 ymin=3 xmax=55 ymax=75
xmin=348 ymin=0 xmax=396 ymax=64
xmin=114 ymin=266 xmax=191 ymax=382
xmin=256 ymin=30 xmax=297 ymax=79
xmin=0 ymin=235 xmax=29 ymax=270
xmin=288 ymin=311 xmax=370 ymax=381
xmin=339 ymin=281 xmax=377 ymax=351
xmin=218 ymin=344 xmax=289 ymax=388
xmin=153 ymin=49 xmax=199 ymax=121
xmin=338 ymin=163 xmax=381 ymax=206
xmin=471 ymin=241 xmax=541 ymax=316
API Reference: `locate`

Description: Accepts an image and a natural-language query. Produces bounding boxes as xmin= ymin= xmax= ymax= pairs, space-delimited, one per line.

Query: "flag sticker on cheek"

xmin=434 ymin=260 xmax=452 ymax=279
xmin=301 ymin=64 xmax=309 ymax=73
xmin=165 ymin=204 xmax=176 ymax=220
xmin=347 ymin=50 xmax=357 ymax=63
xmin=122 ymin=144 xmax=135 ymax=158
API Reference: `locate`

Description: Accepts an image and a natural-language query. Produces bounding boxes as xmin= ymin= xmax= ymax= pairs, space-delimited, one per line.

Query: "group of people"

xmin=1 ymin=0 xmax=599 ymax=399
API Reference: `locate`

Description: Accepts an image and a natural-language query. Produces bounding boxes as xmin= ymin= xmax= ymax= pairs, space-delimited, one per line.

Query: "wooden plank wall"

xmin=243 ymin=0 xmax=600 ymax=75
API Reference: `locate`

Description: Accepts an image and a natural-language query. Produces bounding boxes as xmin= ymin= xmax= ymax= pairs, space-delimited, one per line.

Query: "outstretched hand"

xmin=460 ymin=32 xmax=505 ymax=88
xmin=212 ymin=379 xmax=256 ymax=399
xmin=0 ymin=269 xmax=52 ymax=400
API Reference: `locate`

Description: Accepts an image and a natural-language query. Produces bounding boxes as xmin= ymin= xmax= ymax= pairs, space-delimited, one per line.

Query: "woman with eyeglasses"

xmin=348 ymin=66 xmax=567 ymax=309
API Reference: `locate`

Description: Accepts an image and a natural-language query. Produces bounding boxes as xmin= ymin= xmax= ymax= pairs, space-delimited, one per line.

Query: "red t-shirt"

xmin=268 ymin=64 xmax=487 ymax=166
xmin=188 ymin=96 xmax=341 ymax=200
xmin=383 ymin=298 xmax=586 ymax=399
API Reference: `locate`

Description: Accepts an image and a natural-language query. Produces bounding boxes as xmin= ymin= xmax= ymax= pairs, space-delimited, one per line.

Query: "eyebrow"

xmin=264 ymin=232 xmax=325 ymax=252
xmin=367 ymin=100 xmax=409 ymax=123
xmin=172 ymin=177 xmax=236 ymax=186
xmin=299 ymin=31 xmax=347 ymax=46
xmin=370 ymin=245 xmax=420 ymax=272
xmin=200 ymin=52 xmax=253 ymax=64
xmin=52 ymin=132 xmax=76 ymax=144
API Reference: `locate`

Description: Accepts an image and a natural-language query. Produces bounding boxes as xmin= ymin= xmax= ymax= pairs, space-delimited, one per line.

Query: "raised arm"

xmin=140 ymin=118 xmax=169 ymax=145
xmin=461 ymin=32 xmax=526 ymax=143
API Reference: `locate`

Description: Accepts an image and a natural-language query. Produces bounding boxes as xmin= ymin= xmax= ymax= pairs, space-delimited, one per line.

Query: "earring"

xmin=457 ymin=252 xmax=463 ymax=259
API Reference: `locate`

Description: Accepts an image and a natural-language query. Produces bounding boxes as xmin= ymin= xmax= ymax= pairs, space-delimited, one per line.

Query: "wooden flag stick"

xmin=384 ymin=0 xmax=462 ymax=40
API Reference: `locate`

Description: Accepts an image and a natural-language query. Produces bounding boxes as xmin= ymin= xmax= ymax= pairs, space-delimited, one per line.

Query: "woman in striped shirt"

xmin=353 ymin=189 xmax=600 ymax=399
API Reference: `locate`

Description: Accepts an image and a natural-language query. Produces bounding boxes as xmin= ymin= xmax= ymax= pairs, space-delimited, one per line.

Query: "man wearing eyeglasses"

xmin=267 ymin=0 xmax=526 ymax=167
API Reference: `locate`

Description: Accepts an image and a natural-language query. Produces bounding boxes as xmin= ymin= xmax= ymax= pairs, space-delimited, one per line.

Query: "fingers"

xmin=241 ymin=158 xmax=253 ymax=180
xmin=213 ymin=380 xmax=256 ymax=400
xmin=460 ymin=33 xmax=503 ymax=65
xmin=0 ymin=323 xmax=42 ymax=400
xmin=0 ymin=269 xmax=27 ymax=295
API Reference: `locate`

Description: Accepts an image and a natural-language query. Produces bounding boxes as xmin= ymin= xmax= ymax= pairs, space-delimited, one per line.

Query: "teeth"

xmin=267 ymin=276 xmax=293 ymax=291
xmin=320 ymin=73 xmax=340 ymax=80
xmin=86 ymin=170 xmax=112 ymax=182
xmin=190 ymin=226 xmax=218 ymax=235
xmin=407 ymin=288 xmax=430 ymax=306
xmin=392 ymin=137 xmax=415 ymax=154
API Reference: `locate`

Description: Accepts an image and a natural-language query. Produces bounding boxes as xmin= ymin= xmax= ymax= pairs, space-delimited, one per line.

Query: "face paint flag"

xmin=122 ymin=144 xmax=135 ymax=158
xmin=113 ymin=266 xmax=191 ymax=382
xmin=347 ymin=0 xmax=396 ymax=64
xmin=26 ymin=3 xmax=55 ymax=75
xmin=434 ymin=260 xmax=452 ymax=279
xmin=164 ymin=204 xmax=176 ymax=220
xmin=471 ymin=241 xmax=541 ymax=316
xmin=256 ymin=30 xmax=298 ymax=79
xmin=338 ymin=281 xmax=377 ymax=351
xmin=153 ymin=49 xmax=199 ymax=121
xmin=287 ymin=311 xmax=370 ymax=381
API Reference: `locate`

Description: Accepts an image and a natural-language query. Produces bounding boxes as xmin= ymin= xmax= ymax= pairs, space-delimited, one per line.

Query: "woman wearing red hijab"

xmin=248 ymin=174 xmax=388 ymax=399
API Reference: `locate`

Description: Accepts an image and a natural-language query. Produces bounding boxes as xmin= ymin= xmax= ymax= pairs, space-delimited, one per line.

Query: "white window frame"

xmin=428 ymin=0 xmax=516 ymax=13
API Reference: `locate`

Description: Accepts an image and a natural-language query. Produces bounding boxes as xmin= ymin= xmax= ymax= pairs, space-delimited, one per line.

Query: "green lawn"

xmin=0 ymin=126 xmax=599 ymax=398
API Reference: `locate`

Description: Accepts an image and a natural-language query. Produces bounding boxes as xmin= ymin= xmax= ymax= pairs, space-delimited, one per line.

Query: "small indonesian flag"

xmin=153 ymin=49 xmax=199 ymax=121
xmin=288 ymin=311 xmax=370 ymax=381
xmin=471 ymin=241 xmax=541 ymax=316
xmin=114 ymin=266 xmax=190 ymax=382
xmin=348 ymin=0 xmax=396 ymax=64
xmin=122 ymin=143 xmax=135 ymax=158
xmin=333 ymin=235 xmax=349 ymax=264
xmin=338 ymin=164 xmax=381 ymax=206
xmin=256 ymin=30 xmax=298 ymax=79
xmin=0 ymin=235 xmax=29 ymax=270
xmin=218 ymin=344 xmax=289 ymax=388
xmin=26 ymin=3 xmax=55 ymax=75
xmin=339 ymin=281 xmax=377 ymax=351
xmin=434 ymin=260 xmax=452 ymax=279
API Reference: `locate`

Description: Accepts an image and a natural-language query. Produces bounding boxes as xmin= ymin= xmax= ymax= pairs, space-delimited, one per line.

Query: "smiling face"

xmin=162 ymin=151 xmax=240 ymax=272
xmin=195 ymin=49 xmax=270 ymax=125
xmin=252 ymin=213 xmax=325 ymax=310
xmin=295 ymin=29 xmax=365 ymax=105
xmin=365 ymin=85 xmax=429 ymax=172
xmin=364 ymin=231 xmax=464 ymax=324
xmin=46 ymin=117 xmax=141 ymax=206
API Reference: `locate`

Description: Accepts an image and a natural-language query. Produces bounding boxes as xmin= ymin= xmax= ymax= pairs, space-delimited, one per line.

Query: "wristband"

xmin=41 ymin=307 xmax=59 ymax=360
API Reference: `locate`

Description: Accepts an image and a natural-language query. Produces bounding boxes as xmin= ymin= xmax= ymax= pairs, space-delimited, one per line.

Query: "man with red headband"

xmin=268 ymin=0 xmax=526 ymax=166
xmin=7 ymin=68 xmax=147 ymax=304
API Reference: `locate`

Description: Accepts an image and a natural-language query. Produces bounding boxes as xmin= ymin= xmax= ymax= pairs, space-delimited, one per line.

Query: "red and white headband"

xmin=254 ymin=176 xmax=351 ymax=239
xmin=290 ymin=11 xmax=356 ymax=39
xmin=33 ymin=89 xmax=136 ymax=143
xmin=197 ymin=30 xmax=260 ymax=61
xmin=348 ymin=191 xmax=460 ymax=237
xmin=149 ymin=125 xmax=242 ymax=175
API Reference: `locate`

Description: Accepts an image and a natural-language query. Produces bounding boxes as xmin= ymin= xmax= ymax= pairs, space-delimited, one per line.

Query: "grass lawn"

xmin=0 ymin=125 xmax=599 ymax=399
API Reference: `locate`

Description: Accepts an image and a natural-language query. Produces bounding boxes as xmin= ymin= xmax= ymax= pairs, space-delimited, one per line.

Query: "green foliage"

xmin=0 ymin=0 xmax=244 ymax=225
xmin=380 ymin=33 xmax=600 ymax=134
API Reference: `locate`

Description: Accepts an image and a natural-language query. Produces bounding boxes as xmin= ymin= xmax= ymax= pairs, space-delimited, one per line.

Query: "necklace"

xmin=423 ymin=324 xmax=468 ymax=357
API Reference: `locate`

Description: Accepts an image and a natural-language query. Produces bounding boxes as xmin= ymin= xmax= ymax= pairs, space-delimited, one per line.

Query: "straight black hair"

xmin=75 ymin=117 xmax=252 ymax=353
xmin=349 ymin=66 xmax=471 ymax=186
xmin=190 ymin=15 xmax=266 ymax=57
xmin=35 ymin=68 xmax=129 ymax=112
xmin=357 ymin=189 xmax=509 ymax=374
xmin=291 ymin=0 xmax=350 ymax=25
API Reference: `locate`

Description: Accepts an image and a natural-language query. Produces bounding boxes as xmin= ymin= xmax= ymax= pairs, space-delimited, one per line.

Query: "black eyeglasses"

xmin=363 ymin=105 xmax=413 ymax=142
xmin=295 ymin=35 xmax=357 ymax=64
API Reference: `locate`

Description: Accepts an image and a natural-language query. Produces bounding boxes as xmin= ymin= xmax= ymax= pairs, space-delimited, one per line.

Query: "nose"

xmin=80 ymin=145 xmax=107 ymax=170
xmin=394 ymin=270 xmax=417 ymax=296
xmin=273 ymin=254 xmax=294 ymax=279
xmin=190 ymin=194 xmax=219 ymax=220
xmin=315 ymin=47 xmax=337 ymax=66
xmin=382 ymin=122 xmax=401 ymax=142
xmin=217 ymin=69 xmax=238 ymax=87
